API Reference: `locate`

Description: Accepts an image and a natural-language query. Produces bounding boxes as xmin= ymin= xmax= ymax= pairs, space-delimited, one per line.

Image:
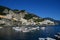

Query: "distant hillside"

xmin=43 ymin=17 xmax=60 ymax=25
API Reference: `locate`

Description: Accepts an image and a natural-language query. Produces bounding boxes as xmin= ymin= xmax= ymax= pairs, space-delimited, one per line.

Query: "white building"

xmin=20 ymin=18 xmax=28 ymax=25
xmin=0 ymin=20 xmax=5 ymax=24
xmin=27 ymin=19 xmax=36 ymax=25
xmin=6 ymin=10 xmax=15 ymax=19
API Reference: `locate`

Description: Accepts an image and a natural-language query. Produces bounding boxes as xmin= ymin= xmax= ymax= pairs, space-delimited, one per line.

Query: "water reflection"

xmin=0 ymin=25 xmax=60 ymax=40
xmin=12 ymin=26 xmax=40 ymax=32
xmin=40 ymin=27 xmax=45 ymax=30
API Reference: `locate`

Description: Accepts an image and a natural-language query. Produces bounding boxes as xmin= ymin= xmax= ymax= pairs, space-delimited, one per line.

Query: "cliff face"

xmin=0 ymin=6 xmax=59 ymax=27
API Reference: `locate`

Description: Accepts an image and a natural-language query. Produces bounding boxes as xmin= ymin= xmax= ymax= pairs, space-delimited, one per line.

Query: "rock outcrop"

xmin=0 ymin=6 xmax=59 ymax=27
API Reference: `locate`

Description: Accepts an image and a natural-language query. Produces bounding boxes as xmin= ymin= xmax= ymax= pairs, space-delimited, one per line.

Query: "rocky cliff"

xmin=0 ymin=6 xmax=59 ymax=27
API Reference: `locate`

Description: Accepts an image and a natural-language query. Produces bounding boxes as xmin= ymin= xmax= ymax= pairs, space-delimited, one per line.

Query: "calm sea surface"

xmin=0 ymin=25 xmax=60 ymax=40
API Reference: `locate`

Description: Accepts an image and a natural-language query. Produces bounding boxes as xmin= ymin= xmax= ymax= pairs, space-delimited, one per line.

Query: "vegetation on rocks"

xmin=24 ymin=13 xmax=39 ymax=20
xmin=0 ymin=6 xmax=59 ymax=26
xmin=0 ymin=6 xmax=10 ymax=15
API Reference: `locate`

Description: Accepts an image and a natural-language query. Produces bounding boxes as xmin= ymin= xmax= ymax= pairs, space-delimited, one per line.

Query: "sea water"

xmin=0 ymin=25 xmax=60 ymax=40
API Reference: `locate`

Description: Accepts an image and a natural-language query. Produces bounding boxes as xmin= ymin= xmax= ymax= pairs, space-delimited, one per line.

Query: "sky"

xmin=0 ymin=0 xmax=60 ymax=20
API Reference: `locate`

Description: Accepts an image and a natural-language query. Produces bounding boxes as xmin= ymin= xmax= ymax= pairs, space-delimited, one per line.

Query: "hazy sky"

xmin=0 ymin=0 xmax=60 ymax=20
